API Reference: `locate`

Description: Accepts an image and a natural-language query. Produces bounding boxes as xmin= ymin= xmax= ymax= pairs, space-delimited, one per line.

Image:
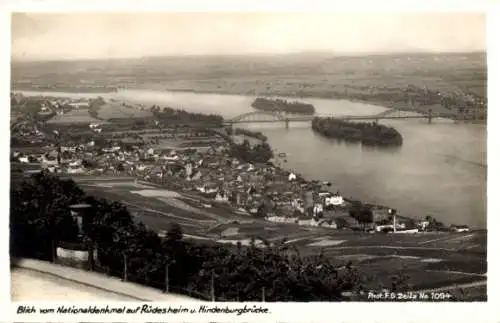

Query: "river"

xmin=18 ymin=89 xmax=487 ymax=228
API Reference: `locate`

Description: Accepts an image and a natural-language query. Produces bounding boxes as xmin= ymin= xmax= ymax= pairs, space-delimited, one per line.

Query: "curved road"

xmin=11 ymin=258 xmax=200 ymax=302
xmin=12 ymin=268 xmax=139 ymax=301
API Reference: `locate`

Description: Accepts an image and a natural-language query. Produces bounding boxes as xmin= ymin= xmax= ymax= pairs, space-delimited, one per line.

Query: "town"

xmin=11 ymin=92 xmax=467 ymax=234
xmin=11 ymin=88 xmax=487 ymax=303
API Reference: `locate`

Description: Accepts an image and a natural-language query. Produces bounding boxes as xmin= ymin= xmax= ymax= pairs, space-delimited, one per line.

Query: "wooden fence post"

xmin=211 ymin=270 xmax=215 ymax=302
xmin=88 ymin=243 xmax=93 ymax=272
xmin=164 ymin=263 xmax=169 ymax=293
xmin=123 ymin=253 xmax=128 ymax=282
xmin=51 ymin=239 xmax=56 ymax=263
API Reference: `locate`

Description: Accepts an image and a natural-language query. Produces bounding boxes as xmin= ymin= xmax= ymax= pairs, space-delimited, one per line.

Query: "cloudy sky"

xmin=11 ymin=12 xmax=486 ymax=61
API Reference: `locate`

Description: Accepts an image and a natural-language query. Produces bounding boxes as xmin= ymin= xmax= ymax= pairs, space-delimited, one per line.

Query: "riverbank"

xmin=14 ymin=87 xmax=397 ymax=113
xmin=13 ymin=88 xmax=486 ymax=228
xmin=119 ymin=127 xmax=433 ymax=230
xmin=164 ymin=88 xmax=484 ymax=122
xmin=16 ymin=87 xmax=482 ymax=123
xmin=12 ymin=85 xmax=118 ymax=94
xmin=166 ymin=88 xmax=402 ymax=113
xmin=10 ymin=87 xmax=429 ymax=116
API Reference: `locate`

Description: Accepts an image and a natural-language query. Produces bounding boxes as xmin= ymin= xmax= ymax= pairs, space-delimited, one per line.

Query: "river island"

xmin=251 ymin=97 xmax=315 ymax=115
xmin=311 ymin=117 xmax=404 ymax=147
xmin=10 ymin=91 xmax=485 ymax=302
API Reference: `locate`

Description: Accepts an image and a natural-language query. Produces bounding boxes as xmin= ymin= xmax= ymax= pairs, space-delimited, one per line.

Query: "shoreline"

xmin=163 ymin=88 xmax=397 ymax=112
xmin=12 ymin=86 xmax=118 ymax=94
xmin=15 ymin=87 xmax=486 ymax=124
xmin=133 ymin=137 xmax=434 ymax=229
xmin=165 ymin=88 xmax=485 ymax=124
xmin=12 ymin=87 xmax=396 ymax=112
xmin=13 ymin=89 xmax=478 ymax=228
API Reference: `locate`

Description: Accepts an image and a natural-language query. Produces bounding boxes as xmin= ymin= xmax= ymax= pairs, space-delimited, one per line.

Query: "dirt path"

xmin=414 ymin=280 xmax=487 ymax=293
xmin=122 ymin=200 xmax=216 ymax=223
xmin=424 ymin=269 xmax=486 ymax=277
xmin=324 ymin=245 xmax=459 ymax=252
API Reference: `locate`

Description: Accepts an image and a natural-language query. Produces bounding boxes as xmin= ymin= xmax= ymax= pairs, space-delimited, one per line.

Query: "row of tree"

xmin=110 ymin=130 xmax=214 ymax=140
xmin=232 ymin=128 xmax=268 ymax=142
xmin=251 ymin=98 xmax=316 ymax=115
xmin=10 ymin=171 xmax=363 ymax=301
xmin=312 ymin=117 xmax=403 ymax=147
xmin=229 ymin=139 xmax=274 ymax=164
xmin=88 ymin=97 xmax=107 ymax=120
xmin=151 ymin=106 xmax=224 ymax=127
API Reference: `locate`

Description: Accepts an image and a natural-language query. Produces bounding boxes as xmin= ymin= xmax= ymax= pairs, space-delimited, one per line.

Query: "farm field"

xmin=71 ymin=175 xmax=487 ymax=294
xmin=46 ymin=109 xmax=103 ymax=124
xmin=12 ymin=52 xmax=486 ymax=101
xmin=97 ymin=102 xmax=153 ymax=120
xmin=74 ymin=176 xmax=250 ymax=234
xmin=158 ymin=73 xmax=485 ymax=101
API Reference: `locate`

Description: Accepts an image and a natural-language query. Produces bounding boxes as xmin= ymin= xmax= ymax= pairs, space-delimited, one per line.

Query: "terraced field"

xmin=73 ymin=175 xmax=487 ymax=294
xmin=75 ymin=176 xmax=248 ymax=233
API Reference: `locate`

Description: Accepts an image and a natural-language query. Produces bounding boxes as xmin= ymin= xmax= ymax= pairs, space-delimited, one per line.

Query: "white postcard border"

xmin=1 ymin=1 xmax=498 ymax=322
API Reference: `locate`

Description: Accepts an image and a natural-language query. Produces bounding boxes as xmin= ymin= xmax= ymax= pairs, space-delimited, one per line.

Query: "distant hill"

xmin=12 ymin=51 xmax=486 ymax=77
xmin=11 ymin=51 xmax=486 ymax=99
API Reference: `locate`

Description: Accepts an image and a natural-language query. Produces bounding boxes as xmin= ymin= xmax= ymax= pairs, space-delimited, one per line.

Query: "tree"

xmin=255 ymin=203 xmax=268 ymax=218
xmin=94 ymin=137 xmax=107 ymax=148
xmin=11 ymin=173 xmax=366 ymax=302
xmin=229 ymin=140 xmax=273 ymax=164
xmin=424 ymin=215 xmax=444 ymax=231
xmin=348 ymin=202 xmax=373 ymax=230
xmin=10 ymin=172 xmax=85 ymax=260
xmin=311 ymin=117 xmax=403 ymax=147
xmin=166 ymin=222 xmax=183 ymax=243
xmin=391 ymin=266 xmax=411 ymax=292
xmin=61 ymin=150 xmax=72 ymax=160
xmin=81 ymin=159 xmax=95 ymax=169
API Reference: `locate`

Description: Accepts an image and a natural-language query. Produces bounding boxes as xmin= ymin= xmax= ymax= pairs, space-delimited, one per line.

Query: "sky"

xmin=11 ymin=12 xmax=486 ymax=61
